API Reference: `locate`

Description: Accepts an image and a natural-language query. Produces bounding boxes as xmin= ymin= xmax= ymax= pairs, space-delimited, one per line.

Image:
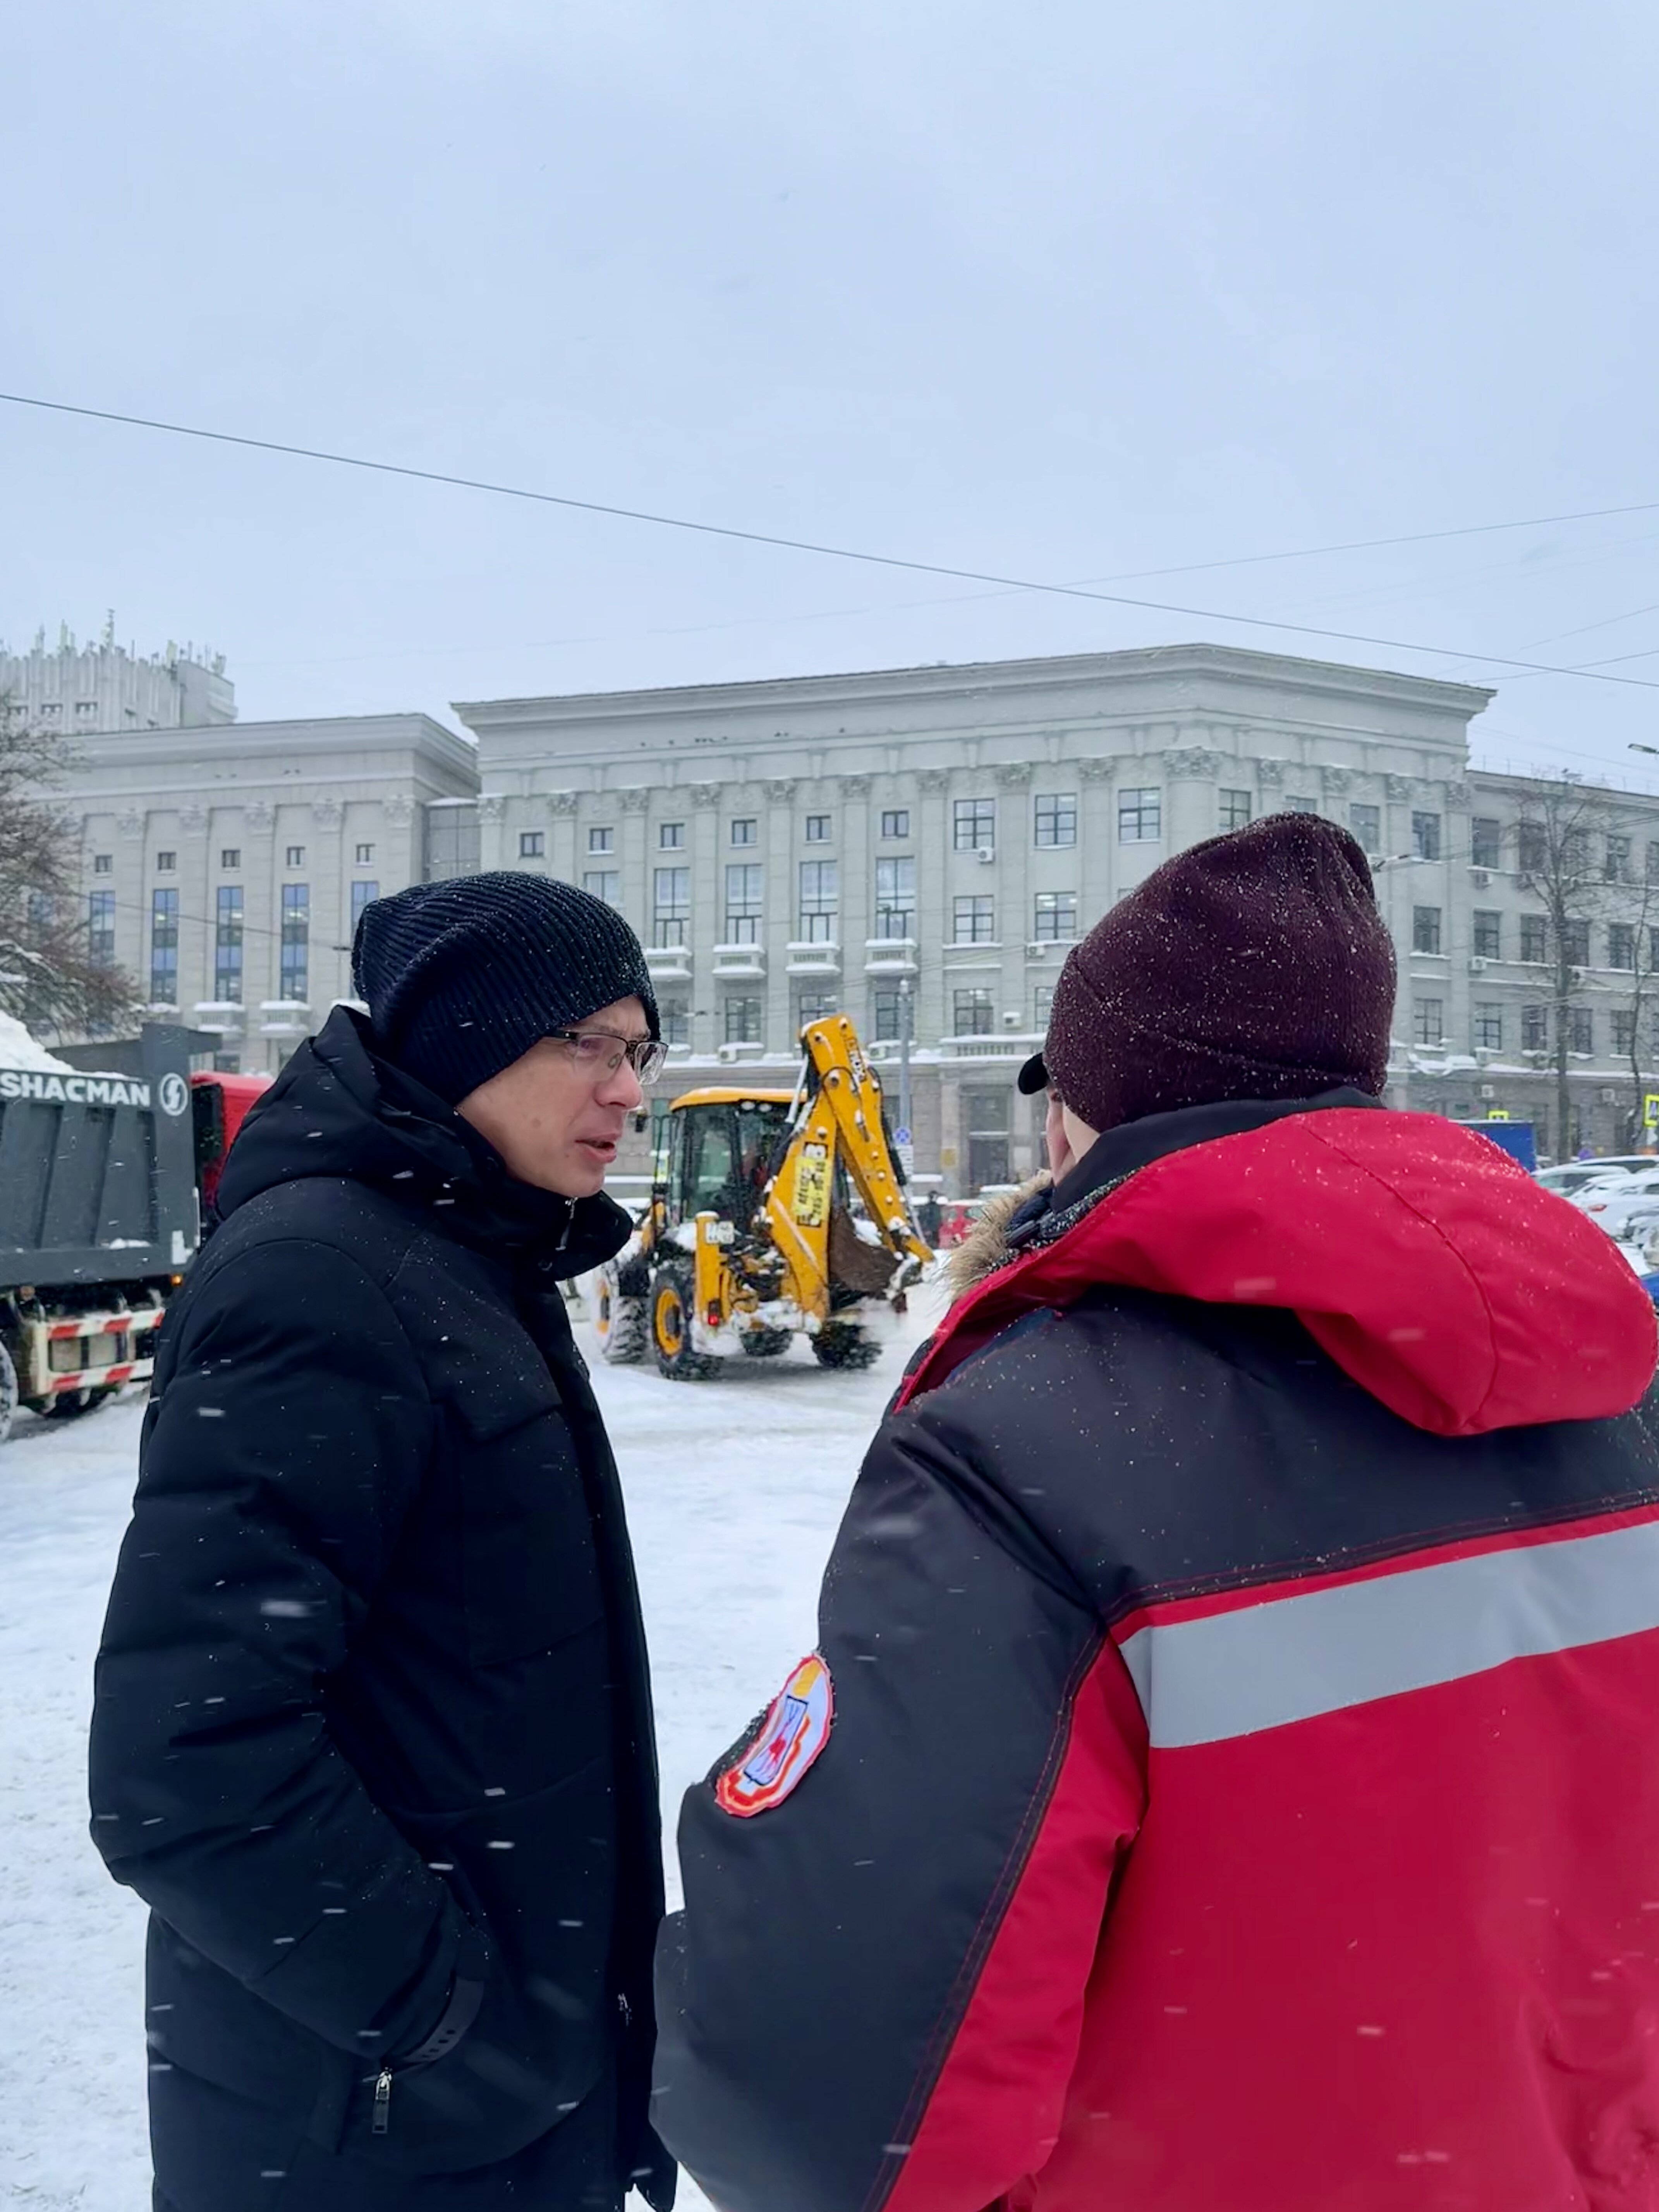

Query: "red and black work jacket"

xmin=654 ymin=1091 xmax=1659 ymax=2212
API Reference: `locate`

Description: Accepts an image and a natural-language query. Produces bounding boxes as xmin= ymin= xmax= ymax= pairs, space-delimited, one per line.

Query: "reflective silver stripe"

xmin=1118 ymin=1517 xmax=1659 ymax=1748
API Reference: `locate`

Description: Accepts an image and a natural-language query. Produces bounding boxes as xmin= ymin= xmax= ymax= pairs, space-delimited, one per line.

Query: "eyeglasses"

xmin=546 ymin=1029 xmax=670 ymax=1086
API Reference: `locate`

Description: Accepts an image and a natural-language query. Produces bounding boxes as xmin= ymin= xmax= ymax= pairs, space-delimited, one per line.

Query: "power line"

xmin=10 ymin=388 xmax=1659 ymax=696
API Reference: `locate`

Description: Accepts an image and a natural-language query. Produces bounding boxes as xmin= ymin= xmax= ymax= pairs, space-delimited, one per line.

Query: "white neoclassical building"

xmin=453 ymin=644 xmax=1504 ymax=1185
xmin=42 ymin=637 xmax=1659 ymax=1180
xmin=54 ymin=714 xmax=475 ymax=1068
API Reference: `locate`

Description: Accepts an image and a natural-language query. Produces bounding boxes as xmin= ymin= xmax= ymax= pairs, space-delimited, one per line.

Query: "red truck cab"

xmin=191 ymin=1070 xmax=273 ymax=1213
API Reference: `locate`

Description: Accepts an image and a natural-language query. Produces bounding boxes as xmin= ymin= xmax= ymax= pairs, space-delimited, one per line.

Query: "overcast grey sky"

xmin=4 ymin=0 xmax=1659 ymax=780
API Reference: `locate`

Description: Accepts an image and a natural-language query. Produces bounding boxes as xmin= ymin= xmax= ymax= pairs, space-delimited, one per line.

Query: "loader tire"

xmin=594 ymin=1264 xmax=648 ymax=1365
xmin=0 ymin=1342 xmax=15 ymax=1446
xmin=812 ymin=1320 xmax=882 ymax=1372
xmin=651 ymin=1262 xmax=718 ymax=1382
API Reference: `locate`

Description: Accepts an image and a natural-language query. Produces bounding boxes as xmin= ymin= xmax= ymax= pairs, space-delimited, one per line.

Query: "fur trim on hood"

xmin=945 ymin=1172 xmax=1051 ymax=1298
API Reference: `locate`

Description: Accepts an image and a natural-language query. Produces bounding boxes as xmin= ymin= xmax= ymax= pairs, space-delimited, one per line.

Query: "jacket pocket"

xmin=454 ymin=1398 xmax=606 ymax=1669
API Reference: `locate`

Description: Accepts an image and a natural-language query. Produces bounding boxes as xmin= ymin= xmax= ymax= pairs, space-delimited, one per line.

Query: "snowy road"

xmin=0 ymin=1300 xmax=936 ymax=2209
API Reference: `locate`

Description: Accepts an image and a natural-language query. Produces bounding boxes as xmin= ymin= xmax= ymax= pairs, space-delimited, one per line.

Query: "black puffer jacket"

xmin=89 ymin=1007 xmax=673 ymax=2207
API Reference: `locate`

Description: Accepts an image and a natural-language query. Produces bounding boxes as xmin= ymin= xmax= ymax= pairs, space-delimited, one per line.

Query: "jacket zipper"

xmin=372 ymin=2066 xmax=393 ymax=2136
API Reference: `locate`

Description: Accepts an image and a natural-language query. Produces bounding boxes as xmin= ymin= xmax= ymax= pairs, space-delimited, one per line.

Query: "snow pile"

xmin=0 ymin=1010 xmax=74 ymax=1074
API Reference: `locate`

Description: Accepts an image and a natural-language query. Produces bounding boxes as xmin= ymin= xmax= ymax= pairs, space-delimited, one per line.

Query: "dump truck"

xmin=0 ymin=1025 xmax=268 ymax=1444
xmin=593 ymin=1013 xmax=932 ymax=1379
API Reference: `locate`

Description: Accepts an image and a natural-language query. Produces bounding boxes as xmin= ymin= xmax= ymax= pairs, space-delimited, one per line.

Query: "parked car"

xmin=1536 ymin=1157 xmax=1659 ymax=1198
xmin=1573 ymin=1171 xmax=1659 ymax=1239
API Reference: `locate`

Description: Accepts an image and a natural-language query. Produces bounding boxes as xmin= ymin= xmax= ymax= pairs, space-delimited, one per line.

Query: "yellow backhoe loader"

xmin=593 ymin=1014 xmax=932 ymax=1379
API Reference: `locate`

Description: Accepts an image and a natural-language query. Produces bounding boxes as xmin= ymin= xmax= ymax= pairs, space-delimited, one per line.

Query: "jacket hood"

xmin=908 ymin=1108 xmax=1657 ymax=1438
xmin=217 ymin=1005 xmax=633 ymax=1277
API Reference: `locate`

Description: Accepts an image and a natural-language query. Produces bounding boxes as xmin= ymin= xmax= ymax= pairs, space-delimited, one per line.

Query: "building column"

xmin=689 ymin=782 xmax=721 ymax=1056
xmin=763 ymin=778 xmax=796 ymax=1052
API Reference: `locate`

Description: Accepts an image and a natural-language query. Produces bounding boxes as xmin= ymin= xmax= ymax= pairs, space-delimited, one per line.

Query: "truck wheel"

xmin=0 ymin=1343 xmax=15 ymax=1446
xmin=739 ymin=1327 xmax=792 ymax=1359
xmin=812 ymin=1320 xmax=882 ymax=1372
xmin=42 ymin=1388 xmax=95 ymax=1419
xmin=594 ymin=1264 xmax=648 ymax=1365
xmin=651 ymin=1263 xmax=718 ymax=1382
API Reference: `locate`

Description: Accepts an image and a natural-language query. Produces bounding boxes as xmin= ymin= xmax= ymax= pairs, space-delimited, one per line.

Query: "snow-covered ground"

xmin=0 ymin=1297 xmax=939 ymax=2209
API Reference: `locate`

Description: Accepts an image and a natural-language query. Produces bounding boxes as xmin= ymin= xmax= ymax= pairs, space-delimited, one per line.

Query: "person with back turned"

xmin=655 ymin=814 xmax=1659 ymax=2212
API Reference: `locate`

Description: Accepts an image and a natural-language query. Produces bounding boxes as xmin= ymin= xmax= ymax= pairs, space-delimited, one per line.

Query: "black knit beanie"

xmin=352 ymin=872 xmax=659 ymax=1105
xmin=1017 ymin=814 xmax=1395 ymax=1132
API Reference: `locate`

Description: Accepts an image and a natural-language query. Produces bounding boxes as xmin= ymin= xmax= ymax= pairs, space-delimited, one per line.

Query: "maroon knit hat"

xmin=1018 ymin=812 xmax=1396 ymax=1132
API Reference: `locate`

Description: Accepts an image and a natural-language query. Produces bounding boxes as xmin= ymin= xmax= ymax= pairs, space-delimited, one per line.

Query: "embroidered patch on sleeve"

xmin=714 ymin=1654 xmax=835 ymax=1817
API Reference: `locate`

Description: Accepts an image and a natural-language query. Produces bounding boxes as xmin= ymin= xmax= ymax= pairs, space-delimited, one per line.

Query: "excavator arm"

xmin=759 ymin=1015 xmax=931 ymax=1322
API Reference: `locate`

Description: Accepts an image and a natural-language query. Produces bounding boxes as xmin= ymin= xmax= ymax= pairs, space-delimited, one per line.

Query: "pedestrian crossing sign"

xmin=1645 ymin=1094 xmax=1659 ymax=1129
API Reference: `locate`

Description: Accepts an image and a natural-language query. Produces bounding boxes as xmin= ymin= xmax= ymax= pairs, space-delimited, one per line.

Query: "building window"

xmin=1118 ymin=788 xmax=1161 ymax=843
xmin=149 ymin=888 xmax=179 ymax=1004
xmin=280 ymin=883 xmax=309 ymax=1001
xmin=1470 ymin=817 xmax=1501 ymax=869
xmin=963 ymin=1085 xmax=1012 ymax=1190
xmin=1519 ymin=914 xmax=1547 ymax=963
xmin=1647 ymin=841 xmax=1659 ymax=884
xmin=1472 ymin=910 xmax=1502 ymax=959
xmin=1034 ymin=792 xmax=1077 ymax=848
xmin=1412 ymin=811 xmax=1441 ymax=861
xmin=1474 ymin=1003 xmax=1503 ymax=1051
xmin=215 ymin=884 xmax=244 ymax=1002
xmin=355 ymin=842 xmax=375 ymax=865
xmin=796 ymin=989 xmax=838 ymax=1030
xmin=874 ymin=856 xmax=915 ymax=938
xmin=1613 ymin=1009 xmax=1637 ymax=1056
xmin=589 ymin=825 xmax=615 ymax=855
xmin=723 ymin=995 xmax=763 ymax=1045
xmin=220 ymin=847 xmax=240 ymax=871
xmin=871 ymin=987 xmax=904 ymax=1042
xmin=953 ymin=988 xmax=995 ymax=1036
xmin=285 ymin=845 xmax=305 ymax=869
xmin=660 ymin=821 xmax=685 ymax=850
xmin=1518 ymin=822 xmax=1547 ymax=873
xmin=1569 ymin=1007 xmax=1594 ymax=1055
xmin=1412 ymin=905 xmax=1443 ymax=955
xmin=93 ymin=852 xmax=112 ymax=875
xmin=1607 ymin=836 xmax=1634 ymax=884
xmin=1033 ymin=983 xmax=1055 ymax=1029
xmin=583 ymin=869 xmax=622 ymax=907
xmin=520 ymin=830 xmax=545 ymax=859
xmin=1413 ymin=998 xmax=1444 ymax=1046
xmin=1350 ymin=802 xmax=1381 ymax=854
xmin=1523 ymin=1005 xmax=1548 ymax=1051
xmin=881 ymin=808 xmax=910 ymax=840
xmin=87 ymin=889 xmax=116 ymax=966
xmin=804 ymin=814 xmax=831 ymax=844
xmin=155 ymin=850 xmax=176 ymax=872
xmin=1287 ymin=795 xmax=1319 ymax=814
xmin=725 ymin=863 xmax=763 ymax=943
xmin=1033 ymin=891 xmax=1077 ymax=942
xmin=653 ymin=866 xmax=690 ymax=946
xmin=798 ymin=860 xmax=838 ymax=941
xmin=351 ymin=879 xmax=378 ymax=927
xmin=1610 ymin=923 xmax=1637 ymax=970
xmin=953 ymin=895 xmax=995 ymax=945
xmin=659 ymin=997 xmax=689 ymax=1046
xmin=730 ymin=818 xmax=757 ymax=848
xmin=1219 ymin=789 xmax=1252 ymax=831
xmin=953 ymin=798 xmax=995 ymax=853
xmin=1561 ymin=919 xmax=1590 ymax=967
xmin=212 ymin=1051 xmax=240 ymax=1075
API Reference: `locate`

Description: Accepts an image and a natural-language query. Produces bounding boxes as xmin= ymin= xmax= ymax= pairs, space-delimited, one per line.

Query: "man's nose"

xmin=597 ymin=1056 xmax=645 ymax=1111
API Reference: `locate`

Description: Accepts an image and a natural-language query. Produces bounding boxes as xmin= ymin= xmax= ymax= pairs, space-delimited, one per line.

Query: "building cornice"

xmin=59 ymin=712 xmax=476 ymax=778
xmin=455 ymin=642 xmax=1496 ymax=736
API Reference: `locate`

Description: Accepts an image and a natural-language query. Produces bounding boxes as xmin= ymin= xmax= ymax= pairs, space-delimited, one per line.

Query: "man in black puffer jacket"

xmin=90 ymin=873 xmax=677 ymax=2212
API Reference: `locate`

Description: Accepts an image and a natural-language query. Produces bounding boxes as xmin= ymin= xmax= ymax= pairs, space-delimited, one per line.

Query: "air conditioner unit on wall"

xmin=1600 ymin=1087 xmax=1620 ymax=1105
xmin=976 ymin=847 xmax=996 ymax=864
xmin=1468 ymin=956 xmax=1488 ymax=973
xmin=1479 ymin=1084 xmax=1496 ymax=1099
xmin=1469 ymin=867 xmax=1491 ymax=888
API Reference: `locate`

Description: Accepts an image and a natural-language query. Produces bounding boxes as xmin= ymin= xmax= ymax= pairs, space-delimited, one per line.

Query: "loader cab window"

xmin=687 ymin=1119 xmax=737 ymax=1216
xmin=666 ymin=1099 xmax=791 ymax=1228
